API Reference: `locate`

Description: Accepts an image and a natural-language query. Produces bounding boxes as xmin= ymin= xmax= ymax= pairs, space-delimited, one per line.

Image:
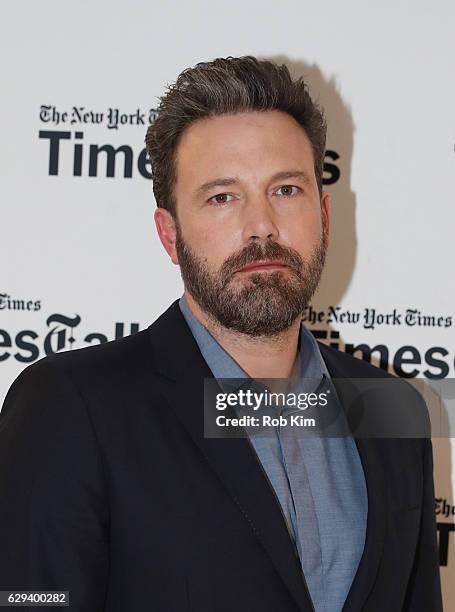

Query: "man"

xmin=0 ymin=56 xmax=442 ymax=611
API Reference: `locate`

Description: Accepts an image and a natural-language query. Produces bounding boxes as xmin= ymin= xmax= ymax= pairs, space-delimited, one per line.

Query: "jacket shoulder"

xmin=317 ymin=342 xmax=431 ymax=438
xmin=317 ymin=341 xmax=396 ymax=379
xmin=2 ymin=328 xmax=154 ymax=410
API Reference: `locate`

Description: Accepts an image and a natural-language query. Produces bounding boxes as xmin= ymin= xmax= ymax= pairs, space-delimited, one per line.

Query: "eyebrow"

xmin=195 ymin=170 xmax=312 ymax=197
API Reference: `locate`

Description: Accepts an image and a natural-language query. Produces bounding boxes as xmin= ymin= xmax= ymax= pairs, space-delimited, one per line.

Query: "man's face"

xmin=156 ymin=110 xmax=330 ymax=336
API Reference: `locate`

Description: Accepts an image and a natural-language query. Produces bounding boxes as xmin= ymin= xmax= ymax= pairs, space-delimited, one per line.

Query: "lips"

xmin=237 ymin=260 xmax=289 ymax=273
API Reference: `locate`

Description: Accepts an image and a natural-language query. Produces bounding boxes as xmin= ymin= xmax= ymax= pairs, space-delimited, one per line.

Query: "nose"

xmin=241 ymin=194 xmax=279 ymax=243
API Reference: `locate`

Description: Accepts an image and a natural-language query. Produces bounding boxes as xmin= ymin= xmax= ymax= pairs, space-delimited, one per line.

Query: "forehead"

xmin=174 ymin=110 xmax=316 ymax=188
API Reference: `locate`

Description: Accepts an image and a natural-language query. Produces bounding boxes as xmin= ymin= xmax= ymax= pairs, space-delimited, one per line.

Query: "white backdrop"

xmin=2 ymin=0 xmax=454 ymax=606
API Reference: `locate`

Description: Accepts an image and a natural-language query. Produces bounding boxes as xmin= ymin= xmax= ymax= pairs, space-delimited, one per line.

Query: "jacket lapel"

xmin=148 ymin=301 xmax=315 ymax=612
xmin=318 ymin=343 xmax=388 ymax=612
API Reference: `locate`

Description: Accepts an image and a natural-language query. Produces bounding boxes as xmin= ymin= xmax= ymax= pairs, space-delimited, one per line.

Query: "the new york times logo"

xmin=0 ymin=293 xmax=41 ymax=312
xmin=436 ymin=499 xmax=455 ymax=566
xmin=39 ymin=105 xmax=159 ymax=129
xmin=38 ymin=130 xmax=341 ymax=184
xmin=436 ymin=498 xmax=455 ymax=519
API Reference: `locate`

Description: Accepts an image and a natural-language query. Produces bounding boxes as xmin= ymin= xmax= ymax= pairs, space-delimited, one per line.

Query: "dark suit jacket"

xmin=0 ymin=300 xmax=443 ymax=611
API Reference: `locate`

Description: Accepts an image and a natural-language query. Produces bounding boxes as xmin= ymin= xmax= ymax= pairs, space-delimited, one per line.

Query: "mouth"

xmin=236 ymin=260 xmax=290 ymax=273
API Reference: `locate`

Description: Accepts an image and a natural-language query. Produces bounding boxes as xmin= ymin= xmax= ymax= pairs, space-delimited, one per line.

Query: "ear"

xmin=154 ymin=207 xmax=179 ymax=265
xmin=321 ymin=191 xmax=331 ymax=248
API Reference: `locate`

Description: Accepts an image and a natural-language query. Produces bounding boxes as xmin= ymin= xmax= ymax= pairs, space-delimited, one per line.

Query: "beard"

xmin=175 ymin=223 xmax=327 ymax=337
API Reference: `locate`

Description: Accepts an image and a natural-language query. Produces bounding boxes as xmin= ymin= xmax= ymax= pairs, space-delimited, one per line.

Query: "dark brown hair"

xmin=145 ymin=55 xmax=326 ymax=217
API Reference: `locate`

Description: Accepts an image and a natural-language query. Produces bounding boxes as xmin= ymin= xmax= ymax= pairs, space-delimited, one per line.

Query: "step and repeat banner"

xmin=2 ymin=0 xmax=454 ymax=607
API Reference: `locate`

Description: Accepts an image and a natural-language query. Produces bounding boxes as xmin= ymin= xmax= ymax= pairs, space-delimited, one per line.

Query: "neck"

xmin=183 ymin=290 xmax=301 ymax=379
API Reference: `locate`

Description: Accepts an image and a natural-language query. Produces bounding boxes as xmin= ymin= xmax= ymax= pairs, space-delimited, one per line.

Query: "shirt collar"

xmin=178 ymin=294 xmax=329 ymax=392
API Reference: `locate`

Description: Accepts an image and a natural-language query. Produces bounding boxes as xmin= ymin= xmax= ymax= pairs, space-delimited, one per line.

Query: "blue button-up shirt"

xmin=179 ymin=295 xmax=367 ymax=612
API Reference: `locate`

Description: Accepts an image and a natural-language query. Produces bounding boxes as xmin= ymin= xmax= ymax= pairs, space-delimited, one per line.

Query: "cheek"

xmin=183 ymin=217 xmax=243 ymax=264
xmin=186 ymin=231 xmax=237 ymax=273
xmin=279 ymin=210 xmax=323 ymax=251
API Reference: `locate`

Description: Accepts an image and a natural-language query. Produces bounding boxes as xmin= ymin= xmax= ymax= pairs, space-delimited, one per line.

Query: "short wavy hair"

xmin=145 ymin=55 xmax=326 ymax=217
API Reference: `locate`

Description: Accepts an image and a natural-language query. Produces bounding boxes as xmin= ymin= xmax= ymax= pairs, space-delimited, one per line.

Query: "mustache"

xmin=219 ymin=241 xmax=305 ymax=283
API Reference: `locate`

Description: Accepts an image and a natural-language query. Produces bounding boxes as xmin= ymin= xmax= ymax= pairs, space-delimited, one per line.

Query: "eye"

xmin=274 ymin=185 xmax=301 ymax=197
xmin=208 ymin=193 xmax=235 ymax=205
